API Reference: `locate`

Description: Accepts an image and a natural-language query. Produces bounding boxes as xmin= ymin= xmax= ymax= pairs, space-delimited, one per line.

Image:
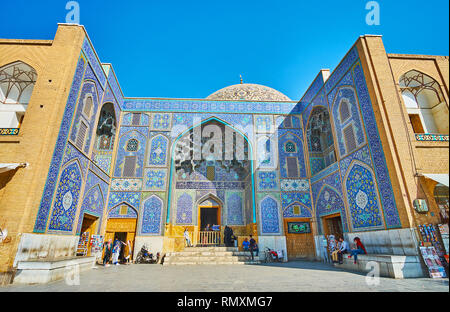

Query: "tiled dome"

xmin=206 ymin=83 xmax=291 ymax=102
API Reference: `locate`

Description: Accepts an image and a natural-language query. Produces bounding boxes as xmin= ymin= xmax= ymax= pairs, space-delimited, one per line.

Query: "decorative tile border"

xmin=415 ymin=134 xmax=449 ymax=141
xmin=353 ymin=62 xmax=401 ymax=229
xmin=122 ymin=99 xmax=300 ymax=115
xmin=0 ymin=128 xmax=19 ymax=135
xmin=34 ymin=55 xmax=86 ymax=233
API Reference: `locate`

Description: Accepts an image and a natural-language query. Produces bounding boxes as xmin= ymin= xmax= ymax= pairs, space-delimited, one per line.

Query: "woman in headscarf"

xmin=224 ymin=226 xmax=231 ymax=247
xmin=112 ymin=239 xmax=122 ymax=265
xmin=348 ymin=237 xmax=367 ymax=264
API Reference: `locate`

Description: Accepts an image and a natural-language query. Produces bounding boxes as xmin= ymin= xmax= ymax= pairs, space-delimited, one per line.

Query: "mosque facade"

xmin=0 ymin=25 xmax=448 ymax=283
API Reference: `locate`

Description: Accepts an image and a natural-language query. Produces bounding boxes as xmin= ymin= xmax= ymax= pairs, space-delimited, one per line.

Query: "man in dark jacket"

xmin=249 ymin=235 xmax=257 ymax=260
xmin=103 ymin=239 xmax=113 ymax=266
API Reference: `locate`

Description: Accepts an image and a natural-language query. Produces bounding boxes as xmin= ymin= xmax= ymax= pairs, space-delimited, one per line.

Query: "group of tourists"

xmin=102 ymin=238 xmax=133 ymax=266
xmin=330 ymin=236 xmax=367 ymax=264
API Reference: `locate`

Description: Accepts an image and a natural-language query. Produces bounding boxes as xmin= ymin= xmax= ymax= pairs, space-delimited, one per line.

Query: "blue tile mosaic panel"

xmin=226 ymin=191 xmax=244 ymax=225
xmin=108 ymin=204 xmax=138 ymax=219
xmin=143 ymin=169 xmax=167 ymax=191
xmin=108 ymin=192 xmax=140 ymax=210
xmin=352 ymin=62 xmax=401 ymax=228
xmin=114 ymin=127 xmax=148 ymax=177
xmin=148 ymin=133 xmax=169 ymax=167
xmin=345 ymin=162 xmax=384 ymax=231
xmin=34 ymin=55 xmax=86 ymax=233
xmin=278 ymin=130 xmax=306 ymax=178
xmin=48 ymin=161 xmax=83 ymax=232
xmin=176 ymin=193 xmax=193 ymax=224
xmin=259 ymin=195 xmax=281 ymax=234
xmin=75 ymin=170 xmax=109 ymax=234
xmin=111 ymin=178 xmax=142 ymax=191
xmin=141 ymin=195 xmax=163 ymax=235
xmin=330 ymin=85 xmax=366 ymax=157
xmin=280 ymin=179 xmax=310 ymax=192
xmin=281 ymin=192 xmax=312 ymax=210
xmin=257 ymin=171 xmax=280 ymax=191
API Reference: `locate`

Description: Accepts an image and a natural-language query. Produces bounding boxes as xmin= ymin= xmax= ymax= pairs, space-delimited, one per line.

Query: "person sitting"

xmin=212 ymin=224 xmax=220 ymax=231
xmin=242 ymin=238 xmax=250 ymax=251
xmin=331 ymin=239 xmax=342 ymax=263
xmin=337 ymin=237 xmax=349 ymax=264
xmin=253 ymin=242 xmax=259 ymax=257
xmin=348 ymin=237 xmax=367 ymax=264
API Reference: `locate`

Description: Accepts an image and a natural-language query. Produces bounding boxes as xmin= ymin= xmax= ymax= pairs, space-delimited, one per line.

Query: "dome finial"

xmin=240 ymin=74 xmax=243 ymax=84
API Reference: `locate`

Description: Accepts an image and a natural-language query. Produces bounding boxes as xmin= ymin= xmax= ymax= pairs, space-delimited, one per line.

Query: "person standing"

xmin=124 ymin=240 xmax=132 ymax=264
xmin=224 ymin=226 xmax=231 ymax=247
xmin=112 ymin=239 xmax=122 ymax=265
xmin=103 ymin=239 xmax=113 ymax=267
xmin=184 ymin=228 xmax=192 ymax=247
xmin=249 ymin=235 xmax=257 ymax=261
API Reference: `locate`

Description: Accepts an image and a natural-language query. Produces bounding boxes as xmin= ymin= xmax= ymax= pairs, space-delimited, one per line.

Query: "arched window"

xmin=399 ymin=70 xmax=448 ymax=134
xmin=0 ymin=61 xmax=37 ymax=130
xmin=82 ymin=95 xmax=93 ymax=119
xmin=306 ymin=106 xmax=336 ymax=176
xmin=95 ymin=103 xmax=116 ymax=151
xmin=339 ymin=99 xmax=351 ymax=122
xmin=126 ymin=138 xmax=139 ymax=152
xmin=284 ymin=140 xmax=297 ymax=153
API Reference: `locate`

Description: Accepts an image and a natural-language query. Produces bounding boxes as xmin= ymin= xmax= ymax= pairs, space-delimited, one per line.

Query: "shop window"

xmin=0 ymin=61 xmax=37 ymax=130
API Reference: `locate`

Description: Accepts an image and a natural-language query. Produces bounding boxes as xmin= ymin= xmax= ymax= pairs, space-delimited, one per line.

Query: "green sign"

xmin=287 ymin=222 xmax=311 ymax=234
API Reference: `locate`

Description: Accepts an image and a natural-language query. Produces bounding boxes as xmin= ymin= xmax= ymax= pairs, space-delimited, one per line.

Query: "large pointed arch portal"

xmin=166 ymin=117 xmax=257 ymax=227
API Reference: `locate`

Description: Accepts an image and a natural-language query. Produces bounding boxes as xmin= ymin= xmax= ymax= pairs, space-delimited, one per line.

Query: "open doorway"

xmin=105 ymin=218 xmax=137 ymax=263
xmin=323 ymin=213 xmax=343 ymax=239
xmin=200 ymin=207 xmax=219 ymax=230
xmin=114 ymin=232 xmax=128 ymax=262
xmin=77 ymin=214 xmax=99 ymax=256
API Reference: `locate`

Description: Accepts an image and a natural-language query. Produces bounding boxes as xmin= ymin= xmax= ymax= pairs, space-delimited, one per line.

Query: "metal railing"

xmin=196 ymin=231 xmax=221 ymax=246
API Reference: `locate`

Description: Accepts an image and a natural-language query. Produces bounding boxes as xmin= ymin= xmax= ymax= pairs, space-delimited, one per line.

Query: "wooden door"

xmin=284 ymin=218 xmax=315 ymax=260
xmin=104 ymin=218 xmax=137 ymax=260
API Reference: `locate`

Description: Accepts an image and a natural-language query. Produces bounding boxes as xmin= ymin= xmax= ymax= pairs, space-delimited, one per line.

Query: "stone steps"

xmin=163 ymin=247 xmax=260 ymax=266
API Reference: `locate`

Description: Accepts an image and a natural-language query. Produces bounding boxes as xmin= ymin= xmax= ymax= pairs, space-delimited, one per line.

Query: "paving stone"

xmin=1 ymin=260 xmax=448 ymax=292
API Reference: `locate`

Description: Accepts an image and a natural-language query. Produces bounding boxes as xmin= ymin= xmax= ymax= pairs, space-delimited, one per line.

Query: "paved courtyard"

xmin=1 ymin=261 xmax=448 ymax=292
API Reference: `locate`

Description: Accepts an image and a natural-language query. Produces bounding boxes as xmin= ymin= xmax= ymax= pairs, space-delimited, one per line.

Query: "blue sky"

xmin=1 ymin=0 xmax=448 ymax=100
